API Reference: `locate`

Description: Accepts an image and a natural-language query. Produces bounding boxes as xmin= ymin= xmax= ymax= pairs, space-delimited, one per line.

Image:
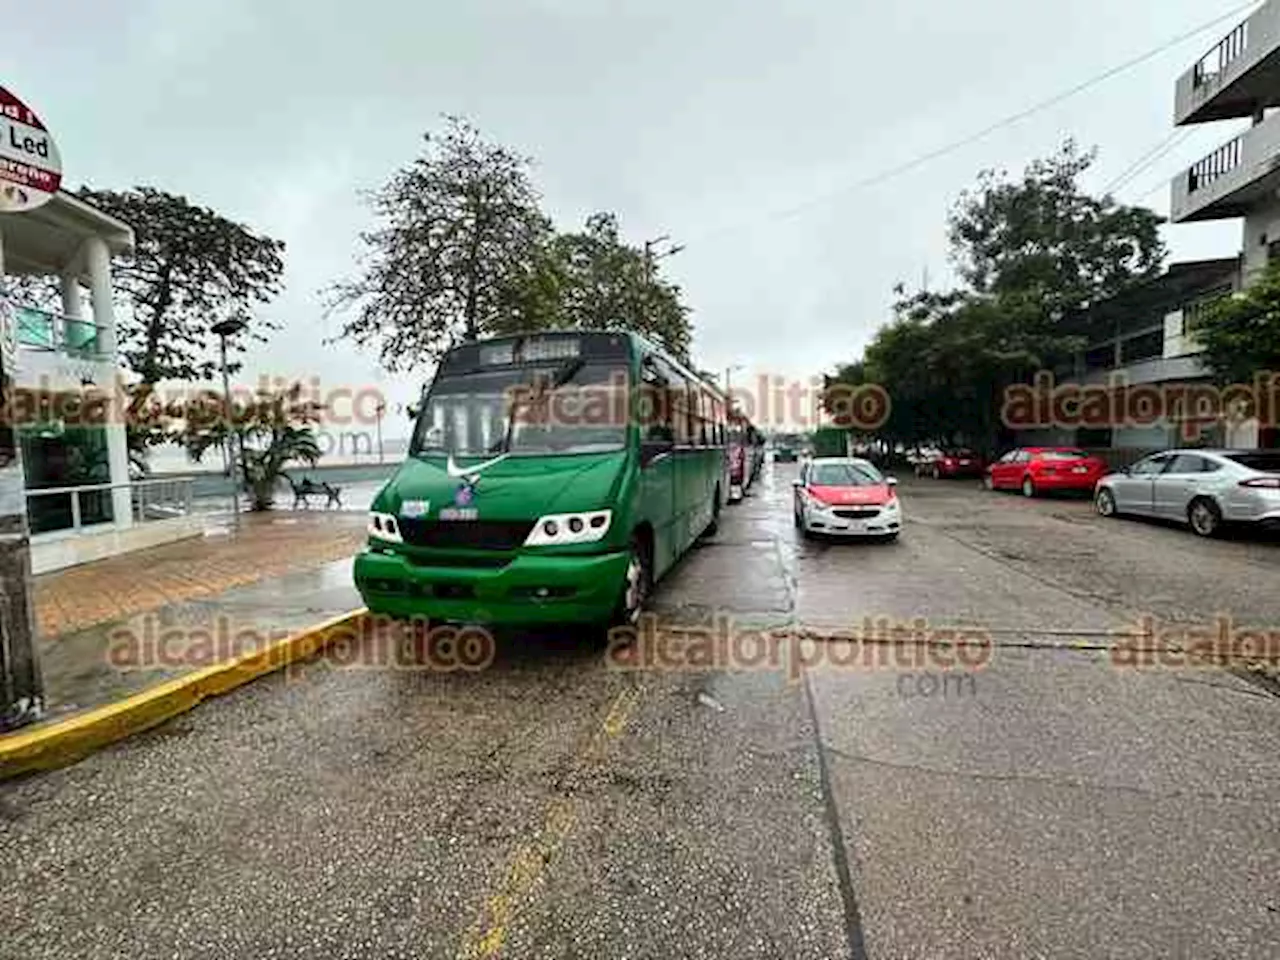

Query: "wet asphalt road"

xmin=3 ymin=463 xmax=1280 ymax=959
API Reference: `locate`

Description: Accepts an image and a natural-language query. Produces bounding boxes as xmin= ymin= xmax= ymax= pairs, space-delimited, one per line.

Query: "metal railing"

xmin=1181 ymin=286 xmax=1234 ymax=334
xmin=1187 ymin=135 xmax=1244 ymax=193
xmin=14 ymin=305 xmax=110 ymax=359
xmin=1193 ymin=20 xmax=1248 ymax=88
xmin=24 ymin=478 xmax=195 ymax=535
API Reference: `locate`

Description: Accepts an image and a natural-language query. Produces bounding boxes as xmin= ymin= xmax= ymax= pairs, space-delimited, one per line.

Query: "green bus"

xmin=355 ymin=331 xmax=729 ymax=626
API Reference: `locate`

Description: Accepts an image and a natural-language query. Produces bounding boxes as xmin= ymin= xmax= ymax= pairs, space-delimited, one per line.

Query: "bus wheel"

xmin=612 ymin=534 xmax=652 ymax=627
xmin=702 ymin=488 xmax=722 ymax=538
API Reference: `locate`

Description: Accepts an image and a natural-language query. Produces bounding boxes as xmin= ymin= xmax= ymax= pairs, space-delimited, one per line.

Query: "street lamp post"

xmin=211 ymin=318 xmax=248 ymax=530
xmin=375 ymin=400 xmax=386 ymax=463
xmin=642 ymin=235 xmax=684 ymax=312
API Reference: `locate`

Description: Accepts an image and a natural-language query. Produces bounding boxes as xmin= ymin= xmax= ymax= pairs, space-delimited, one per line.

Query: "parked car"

xmin=927 ymin=448 xmax=985 ymax=479
xmin=908 ymin=445 xmax=944 ymax=477
xmin=792 ymin=457 xmax=901 ymax=540
xmin=1094 ymin=449 xmax=1280 ymax=537
xmin=984 ymin=447 xmax=1108 ymax=497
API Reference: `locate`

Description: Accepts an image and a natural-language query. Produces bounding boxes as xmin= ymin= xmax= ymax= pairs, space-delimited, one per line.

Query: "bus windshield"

xmin=410 ymin=362 xmax=630 ymax=457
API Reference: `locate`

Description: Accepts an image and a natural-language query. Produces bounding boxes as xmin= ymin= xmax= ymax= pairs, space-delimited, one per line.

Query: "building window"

xmin=1084 ymin=344 xmax=1114 ymax=371
xmin=19 ymin=424 xmax=115 ymax=534
xmin=1120 ymin=329 xmax=1164 ymax=364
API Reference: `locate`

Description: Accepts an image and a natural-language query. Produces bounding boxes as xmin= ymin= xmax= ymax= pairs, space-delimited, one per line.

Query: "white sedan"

xmin=792 ymin=457 xmax=902 ymax=541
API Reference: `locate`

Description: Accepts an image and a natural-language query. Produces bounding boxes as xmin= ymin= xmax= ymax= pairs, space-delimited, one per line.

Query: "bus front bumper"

xmin=354 ymin=547 xmax=630 ymax=625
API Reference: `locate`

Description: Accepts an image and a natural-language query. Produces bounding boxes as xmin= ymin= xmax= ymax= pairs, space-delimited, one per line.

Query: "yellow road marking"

xmin=457 ymin=684 xmax=641 ymax=960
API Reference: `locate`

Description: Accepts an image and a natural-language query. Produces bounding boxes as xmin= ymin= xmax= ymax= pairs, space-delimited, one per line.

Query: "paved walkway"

xmin=34 ymin=512 xmax=365 ymax=638
xmin=30 ymin=511 xmax=367 ymax=717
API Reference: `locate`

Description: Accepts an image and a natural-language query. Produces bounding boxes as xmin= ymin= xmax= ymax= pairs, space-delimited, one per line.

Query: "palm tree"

xmin=183 ymin=385 xmax=323 ymax=511
xmin=239 ymin=422 xmax=322 ymax=511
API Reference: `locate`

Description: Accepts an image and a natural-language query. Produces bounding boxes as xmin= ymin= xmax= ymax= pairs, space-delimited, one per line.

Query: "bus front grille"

xmin=398 ymin=519 xmax=535 ymax=551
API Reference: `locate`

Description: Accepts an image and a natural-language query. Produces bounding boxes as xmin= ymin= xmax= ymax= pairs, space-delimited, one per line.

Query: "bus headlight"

xmin=525 ymin=510 xmax=612 ymax=546
xmin=368 ymin=511 xmax=403 ymax=544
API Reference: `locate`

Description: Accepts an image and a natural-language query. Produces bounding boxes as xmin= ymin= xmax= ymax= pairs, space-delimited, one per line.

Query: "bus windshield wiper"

xmin=492 ymin=359 xmax=585 ymax=453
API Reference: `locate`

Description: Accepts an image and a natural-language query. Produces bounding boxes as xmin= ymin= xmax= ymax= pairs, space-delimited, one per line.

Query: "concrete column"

xmin=0 ymin=223 xmax=46 ymax=730
xmin=85 ymin=236 xmax=133 ymax=529
xmin=59 ymin=272 xmax=83 ymax=319
xmin=85 ymin=235 xmax=116 ymax=352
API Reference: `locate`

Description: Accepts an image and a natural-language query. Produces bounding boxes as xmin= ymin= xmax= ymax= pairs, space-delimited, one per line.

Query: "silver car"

xmin=1094 ymin=449 xmax=1280 ymax=537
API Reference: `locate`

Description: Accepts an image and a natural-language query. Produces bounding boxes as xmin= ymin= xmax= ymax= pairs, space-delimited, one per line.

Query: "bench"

xmin=284 ymin=474 xmax=342 ymax=509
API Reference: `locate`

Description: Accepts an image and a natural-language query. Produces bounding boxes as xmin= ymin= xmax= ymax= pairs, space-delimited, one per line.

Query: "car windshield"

xmin=1225 ymin=452 xmax=1280 ymax=472
xmin=809 ymin=462 xmax=883 ymax=485
xmin=1038 ymin=450 xmax=1089 ymax=460
xmin=410 ymin=362 xmax=629 ymax=456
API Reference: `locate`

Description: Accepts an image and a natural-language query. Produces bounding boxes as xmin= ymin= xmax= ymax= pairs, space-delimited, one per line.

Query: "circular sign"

xmin=0 ymin=86 xmax=62 ymax=213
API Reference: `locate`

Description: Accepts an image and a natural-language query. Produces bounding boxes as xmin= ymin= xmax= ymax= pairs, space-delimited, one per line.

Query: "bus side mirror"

xmin=641 ymin=438 xmax=673 ymax=467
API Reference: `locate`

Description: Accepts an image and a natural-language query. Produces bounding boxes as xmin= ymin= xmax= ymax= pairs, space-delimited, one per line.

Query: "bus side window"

xmin=658 ymin=360 xmax=693 ymax=446
xmin=640 ymin=356 xmax=672 ymax=443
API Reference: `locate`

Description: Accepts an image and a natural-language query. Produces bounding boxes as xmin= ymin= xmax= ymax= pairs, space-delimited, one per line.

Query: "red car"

xmin=930 ymin=448 xmax=984 ymax=479
xmin=984 ymin=447 xmax=1108 ymax=497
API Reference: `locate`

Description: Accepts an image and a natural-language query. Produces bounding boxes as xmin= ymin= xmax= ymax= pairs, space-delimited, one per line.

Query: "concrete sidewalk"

xmin=31 ymin=511 xmax=366 ymax=718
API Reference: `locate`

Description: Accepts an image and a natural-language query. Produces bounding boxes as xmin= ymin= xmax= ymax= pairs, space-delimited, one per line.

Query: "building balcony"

xmin=1170 ymin=110 xmax=1280 ymax=222
xmin=11 ymin=304 xmax=117 ymax=393
xmin=1175 ymin=0 xmax=1280 ymax=125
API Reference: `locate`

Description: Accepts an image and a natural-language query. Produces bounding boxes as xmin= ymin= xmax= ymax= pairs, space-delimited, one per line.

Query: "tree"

xmin=494 ymin=213 xmax=692 ymax=361
xmin=75 ymin=186 xmax=286 ymax=385
xmin=1195 ymin=262 xmax=1280 ymax=386
xmin=829 ymin=142 xmax=1167 ymax=453
xmin=948 ymin=141 xmax=1165 ymax=311
xmin=328 ymin=116 xmax=549 ymax=371
xmin=181 ymin=385 xmax=321 ymax=511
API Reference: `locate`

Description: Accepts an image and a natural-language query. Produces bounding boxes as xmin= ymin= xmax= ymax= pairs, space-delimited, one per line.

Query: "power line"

xmin=686 ymin=0 xmax=1260 ymax=245
xmin=1102 ymin=128 xmax=1190 ymax=194
xmin=1104 ymin=128 xmax=1196 ymax=195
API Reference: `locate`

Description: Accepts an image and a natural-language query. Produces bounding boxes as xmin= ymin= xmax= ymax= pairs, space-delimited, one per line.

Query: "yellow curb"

xmin=0 ymin=608 xmax=369 ymax=781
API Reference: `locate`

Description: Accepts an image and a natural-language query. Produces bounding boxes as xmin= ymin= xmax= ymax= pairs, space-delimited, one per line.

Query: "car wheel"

xmin=881 ymin=532 xmax=900 ymax=543
xmin=1095 ymin=487 xmax=1118 ymax=518
xmin=1188 ymin=498 xmax=1222 ymax=538
xmin=1021 ymin=476 xmax=1036 ymax=498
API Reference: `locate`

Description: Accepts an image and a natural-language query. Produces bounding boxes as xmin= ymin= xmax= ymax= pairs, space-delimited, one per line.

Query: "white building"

xmin=1 ymin=192 xmax=199 ymax=573
xmin=1172 ymin=0 xmax=1280 ymax=283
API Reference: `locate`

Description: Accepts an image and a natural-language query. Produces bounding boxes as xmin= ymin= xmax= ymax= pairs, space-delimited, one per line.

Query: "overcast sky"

xmin=4 ymin=0 xmax=1254 ymax=437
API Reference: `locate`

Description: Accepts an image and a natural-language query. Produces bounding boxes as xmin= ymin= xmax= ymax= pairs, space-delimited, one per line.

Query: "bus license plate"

xmin=439 ymin=508 xmax=478 ymax=521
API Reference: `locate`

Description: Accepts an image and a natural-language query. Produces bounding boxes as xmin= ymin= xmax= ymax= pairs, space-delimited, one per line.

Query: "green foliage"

xmin=327 ymin=116 xmax=551 ymax=371
xmin=330 ymin=117 xmax=693 ymax=369
xmin=495 ymin=212 xmax=692 ymax=362
xmin=76 ymin=186 xmax=285 ymax=385
xmin=182 ymin=384 xmax=322 ymax=511
xmin=948 ymin=141 xmax=1166 ymax=308
xmin=1194 ymin=261 xmax=1280 ymax=386
xmin=828 ymin=142 xmax=1164 ymax=452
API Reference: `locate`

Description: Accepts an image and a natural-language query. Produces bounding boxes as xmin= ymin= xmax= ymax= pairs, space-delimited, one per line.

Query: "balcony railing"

xmin=1193 ymin=20 xmax=1249 ymax=88
xmin=1187 ymin=135 xmax=1244 ymax=193
xmin=14 ymin=305 xmax=110 ymax=359
xmin=25 ymin=478 xmax=195 ymax=535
